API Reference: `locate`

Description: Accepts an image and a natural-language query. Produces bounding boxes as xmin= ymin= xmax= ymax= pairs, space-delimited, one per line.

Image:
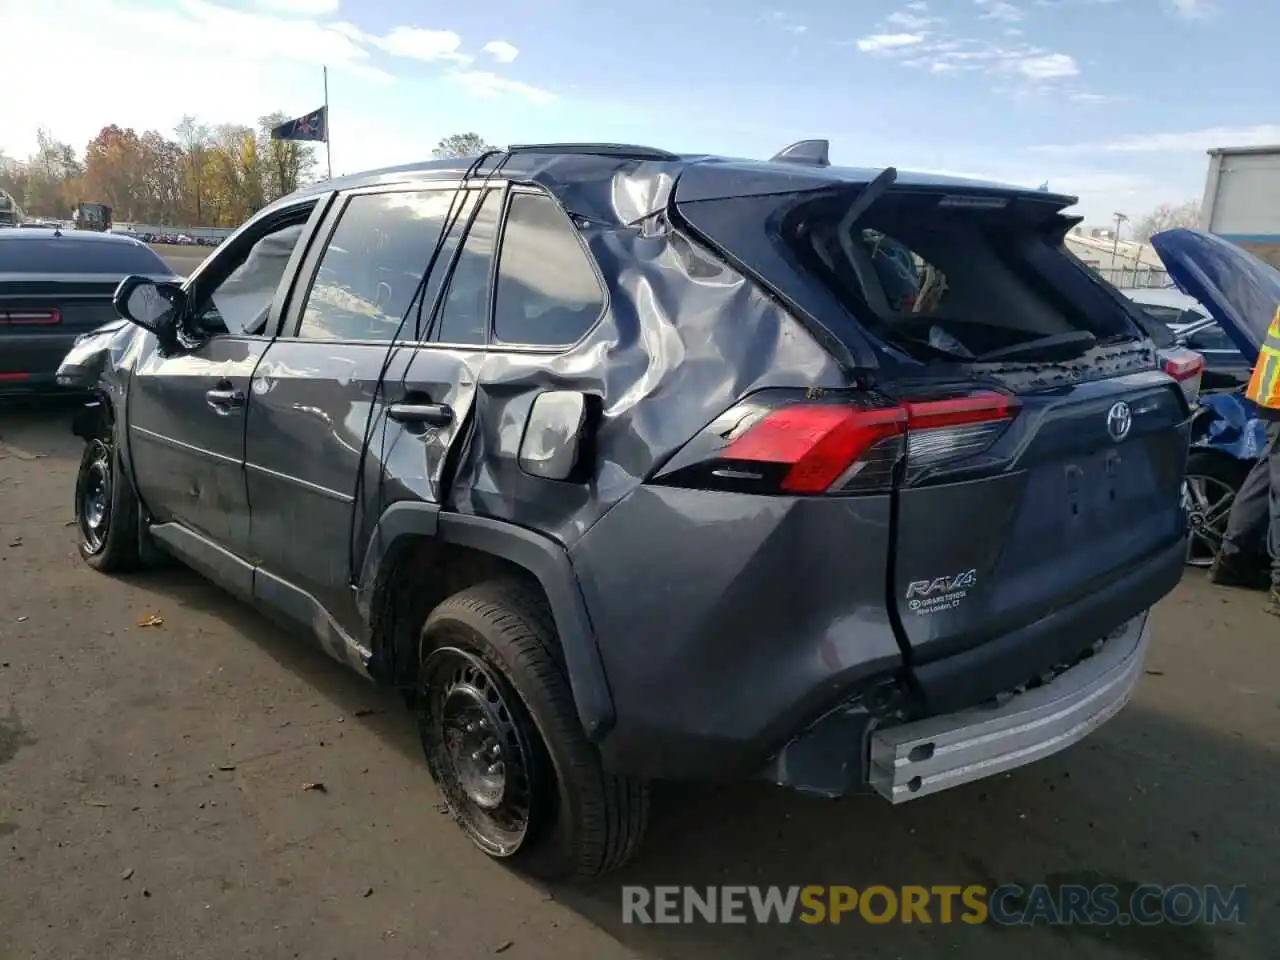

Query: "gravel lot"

xmin=0 ymin=276 xmax=1276 ymax=957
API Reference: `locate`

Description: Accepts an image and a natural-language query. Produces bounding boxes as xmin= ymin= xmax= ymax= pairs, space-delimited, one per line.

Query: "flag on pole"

xmin=271 ymin=106 xmax=327 ymax=143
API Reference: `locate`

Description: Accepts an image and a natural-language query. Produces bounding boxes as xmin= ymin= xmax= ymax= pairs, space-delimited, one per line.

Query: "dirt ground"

xmin=148 ymin=243 xmax=209 ymax=277
xmin=0 ymin=397 xmax=1276 ymax=960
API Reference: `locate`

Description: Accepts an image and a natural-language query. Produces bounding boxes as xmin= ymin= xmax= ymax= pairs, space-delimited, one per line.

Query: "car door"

xmin=127 ymin=199 xmax=329 ymax=594
xmin=244 ymin=183 xmax=487 ymax=635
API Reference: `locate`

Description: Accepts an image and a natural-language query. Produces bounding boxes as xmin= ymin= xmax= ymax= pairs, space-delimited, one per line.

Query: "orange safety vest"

xmin=1246 ymin=305 xmax=1280 ymax=410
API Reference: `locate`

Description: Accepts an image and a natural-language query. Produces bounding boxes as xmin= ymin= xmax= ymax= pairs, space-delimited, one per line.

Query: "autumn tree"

xmin=1133 ymin=200 xmax=1202 ymax=241
xmin=0 ymin=152 xmax=27 ymax=208
xmin=432 ymin=132 xmax=496 ymax=159
xmin=23 ymin=129 xmax=82 ymax=217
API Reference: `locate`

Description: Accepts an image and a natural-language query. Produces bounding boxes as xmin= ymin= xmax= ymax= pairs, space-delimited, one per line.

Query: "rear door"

xmin=244 ymin=182 xmax=486 ymax=635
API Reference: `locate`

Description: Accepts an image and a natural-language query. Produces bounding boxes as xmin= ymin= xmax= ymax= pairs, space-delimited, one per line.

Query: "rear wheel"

xmin=418 ymin=579 xmax=649 ymax=880
xmin=1184 ymin=451 xmax=1252 ymax=567
xmin=75 ymin=438 xmax=141 ymax=572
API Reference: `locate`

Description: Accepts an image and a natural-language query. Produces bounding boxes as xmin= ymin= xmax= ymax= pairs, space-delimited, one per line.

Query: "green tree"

xmin=432 ymin=132 xmax=497 ymax=159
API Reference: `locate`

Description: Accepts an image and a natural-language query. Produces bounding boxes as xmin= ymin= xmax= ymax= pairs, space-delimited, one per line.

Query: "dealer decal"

xmin=904 ymin=569 xmax=977 ymax=615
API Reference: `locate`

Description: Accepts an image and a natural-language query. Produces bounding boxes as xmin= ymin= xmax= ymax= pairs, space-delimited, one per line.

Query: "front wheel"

xmin=418 ymin=579 xmax=649 ymax=880
xmin=74 ymin=438 xmax=141 ymax=572
xmin=1184 ymin=451 xmax=1252 ymax=567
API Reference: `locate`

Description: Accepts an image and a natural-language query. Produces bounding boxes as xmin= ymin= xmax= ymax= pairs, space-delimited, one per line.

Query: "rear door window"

xmin=430 ymin=189 xmax=502 ymax=346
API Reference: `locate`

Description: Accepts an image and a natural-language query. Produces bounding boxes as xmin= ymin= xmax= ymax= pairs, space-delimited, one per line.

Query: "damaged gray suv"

xmin=60 ymin=140 xmax=1189 ymax=879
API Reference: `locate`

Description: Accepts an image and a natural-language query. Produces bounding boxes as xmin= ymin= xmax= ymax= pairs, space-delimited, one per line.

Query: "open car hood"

xmin=1151 ymin=228 xmax=1280 ymax=366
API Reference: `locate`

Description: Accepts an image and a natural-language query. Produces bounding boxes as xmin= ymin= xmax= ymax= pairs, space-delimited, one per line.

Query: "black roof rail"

xmin=770 ymin=139 xmax=831 ymax=168
xmin=505 ymin=142 xmax=679 ymax=161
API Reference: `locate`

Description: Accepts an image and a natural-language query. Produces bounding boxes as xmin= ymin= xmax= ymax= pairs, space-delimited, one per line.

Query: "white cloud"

xmin=887 ymin=3 xmax=938 ymax=30
xmin=975 ymin=0 xmax=1025 ymax=22
xmin=1171 ymin=0 xmax=1214 ymax=18
xmin=1015 ymin=52 xmax=1077 ymax=79
xmin=1068 ymin=91 xmax=1111 ymax=103
xmin=785 ymin=24 xmax=808 ymax=34
xmin=253 ymin=0 xmax=339 ymax=13
xmin=857 ymin=33 xmax=926 ymax=52
xmin=372 ymin=26 xmax=469 ymax=63
xmin=446 ymin=70 xmax=555 ymax=104
xmin=1032 ymin=124 xmax=1280 ymax=154
xmin=482 ymin=40 xmax=519 ymax=63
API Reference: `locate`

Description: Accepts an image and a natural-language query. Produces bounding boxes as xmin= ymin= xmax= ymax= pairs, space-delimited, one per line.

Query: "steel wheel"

xmin=77 ymin=439 xmax=114 ymax=555
xmin=420 ymin=647 xmax=537 ymax=857
xmin=1183 ymin=474 xmax=1236 ymax=567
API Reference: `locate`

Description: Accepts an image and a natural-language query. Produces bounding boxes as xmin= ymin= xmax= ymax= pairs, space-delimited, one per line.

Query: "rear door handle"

xmin=206 ymin=388 xmax=245 ymax=412
xmin=388 ymin=402 xmax=453 ymax=426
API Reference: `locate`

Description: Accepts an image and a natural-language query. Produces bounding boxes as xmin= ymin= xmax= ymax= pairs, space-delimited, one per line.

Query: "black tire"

xmin=418 ymin=579 xmax=649 ymax=880
xmin=74 ymin=438 xmax=142 ymax=573
xmin=1184 ymin=450 xmax=1253 ymax=568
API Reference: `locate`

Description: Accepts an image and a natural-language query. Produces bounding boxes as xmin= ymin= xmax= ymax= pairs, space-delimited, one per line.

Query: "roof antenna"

xmin=770 ymin=139 xmax=830 ymax=168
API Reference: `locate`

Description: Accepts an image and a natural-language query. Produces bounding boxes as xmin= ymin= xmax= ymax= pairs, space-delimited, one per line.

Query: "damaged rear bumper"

xmin=868 ymin=613 xmax=1149 ymax=802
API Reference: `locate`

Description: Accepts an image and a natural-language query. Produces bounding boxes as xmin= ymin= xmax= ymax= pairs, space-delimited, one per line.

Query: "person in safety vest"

xmin=1211 ymin=303 xmax=1280 ymax=613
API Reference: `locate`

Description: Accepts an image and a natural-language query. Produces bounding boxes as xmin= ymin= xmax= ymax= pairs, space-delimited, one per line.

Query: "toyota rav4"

xmin=59 ymin=140 xmax=1190 ymax=880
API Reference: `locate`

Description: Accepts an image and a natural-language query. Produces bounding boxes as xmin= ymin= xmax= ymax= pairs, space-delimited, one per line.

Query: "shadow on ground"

xmin=113 ymin=562 xmax=1275 ymax=960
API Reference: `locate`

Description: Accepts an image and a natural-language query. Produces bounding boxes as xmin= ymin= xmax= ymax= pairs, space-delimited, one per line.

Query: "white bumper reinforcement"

xmin=868 ymin=614 xmax=1150 ymax=803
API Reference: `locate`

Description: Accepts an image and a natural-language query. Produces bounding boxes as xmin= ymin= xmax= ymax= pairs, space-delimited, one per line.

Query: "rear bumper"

xmin=867 ymin=613 xmax=1149 ymax=802
xmin=0 ymin=332 xmax=78 ymax=395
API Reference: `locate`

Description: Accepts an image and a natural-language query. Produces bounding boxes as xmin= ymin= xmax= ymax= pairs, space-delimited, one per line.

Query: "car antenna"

xmin=770 ymin=139 xmax=831 ymax=168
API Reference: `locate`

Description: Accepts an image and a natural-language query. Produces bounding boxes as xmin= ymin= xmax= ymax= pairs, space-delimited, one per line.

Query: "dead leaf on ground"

xmin=302 ymin=782 xmax=327 ymax=793
xmin=216 ymin=764 xmax=237 ymax=772
xmin=138 ymin=614 xmax=164 ymax=627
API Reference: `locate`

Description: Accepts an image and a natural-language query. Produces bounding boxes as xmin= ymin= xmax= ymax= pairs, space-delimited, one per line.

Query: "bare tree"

xmin=1133 ymin=200 xmax=1201 ymax=241
xmin=432 ymin=132 xmax=496 ymax=159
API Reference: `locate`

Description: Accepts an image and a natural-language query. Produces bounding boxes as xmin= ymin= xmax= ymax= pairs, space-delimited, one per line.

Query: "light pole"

xmin=1111 ymin=212 xmax=1129 ymax=268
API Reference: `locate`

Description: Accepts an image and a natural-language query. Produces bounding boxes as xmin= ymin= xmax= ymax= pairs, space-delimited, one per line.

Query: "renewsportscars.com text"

xmin=621 ymin=884 xmax=1247 ymax=927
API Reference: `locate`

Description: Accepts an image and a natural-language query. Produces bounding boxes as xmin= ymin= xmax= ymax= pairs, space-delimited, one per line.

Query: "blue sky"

xmin=2 ymin=0 xmax=1275 ymax=226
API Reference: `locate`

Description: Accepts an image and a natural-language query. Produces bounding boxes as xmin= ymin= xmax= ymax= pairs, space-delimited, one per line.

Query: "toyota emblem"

xmin=1106 ymin=401 xmax=1132 ymax=442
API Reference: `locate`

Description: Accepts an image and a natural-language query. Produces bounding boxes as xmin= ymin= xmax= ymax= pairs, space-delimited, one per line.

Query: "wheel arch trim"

xmin=356 ymin=503 xmax=616 ymax=741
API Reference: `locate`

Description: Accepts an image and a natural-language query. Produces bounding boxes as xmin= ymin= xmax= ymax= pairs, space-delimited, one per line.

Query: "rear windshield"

xmin=785 ymin=193 xmax=1137 ymax=360
xmin=0 ymin=238 xmax=170 ymax=275
xmin=680 ymin=188 xmax=1143 ymax=364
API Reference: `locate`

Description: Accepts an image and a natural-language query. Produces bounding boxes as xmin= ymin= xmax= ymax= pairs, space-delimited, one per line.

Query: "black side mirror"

xmin=113 ymin=276 xmax=185 ymax=353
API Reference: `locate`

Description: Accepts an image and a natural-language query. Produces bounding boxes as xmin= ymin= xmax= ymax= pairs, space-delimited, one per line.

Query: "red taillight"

xmin=723 ymin=405 xmax=906 ymax=493
xmin=1163 ymin=352 xmax=1204 ymax=382
xmin=719 ymin=391 xmax=1016 ymax=494
xmin=0 ymin=308 xmax=60 ymax=325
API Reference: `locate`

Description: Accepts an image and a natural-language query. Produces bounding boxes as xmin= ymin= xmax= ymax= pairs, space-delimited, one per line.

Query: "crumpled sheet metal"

xmin=446 ymin=209 xmax=845 ymax=546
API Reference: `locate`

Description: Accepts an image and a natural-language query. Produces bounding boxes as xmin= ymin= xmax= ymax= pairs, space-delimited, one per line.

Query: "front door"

xmin=126 ymin=199 xmax=330 ymax=579
xmin=245 ymin=185 xmax=485 ymax=635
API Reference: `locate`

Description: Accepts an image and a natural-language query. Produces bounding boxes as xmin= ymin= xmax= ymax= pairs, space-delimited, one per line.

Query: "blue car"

xmin=1150 ymin=228 xmax=1280 ymax=566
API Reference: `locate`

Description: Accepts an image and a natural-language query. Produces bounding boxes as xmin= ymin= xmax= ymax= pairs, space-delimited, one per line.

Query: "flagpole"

xmin=323 ymin=66 xmax=332 ymax=179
